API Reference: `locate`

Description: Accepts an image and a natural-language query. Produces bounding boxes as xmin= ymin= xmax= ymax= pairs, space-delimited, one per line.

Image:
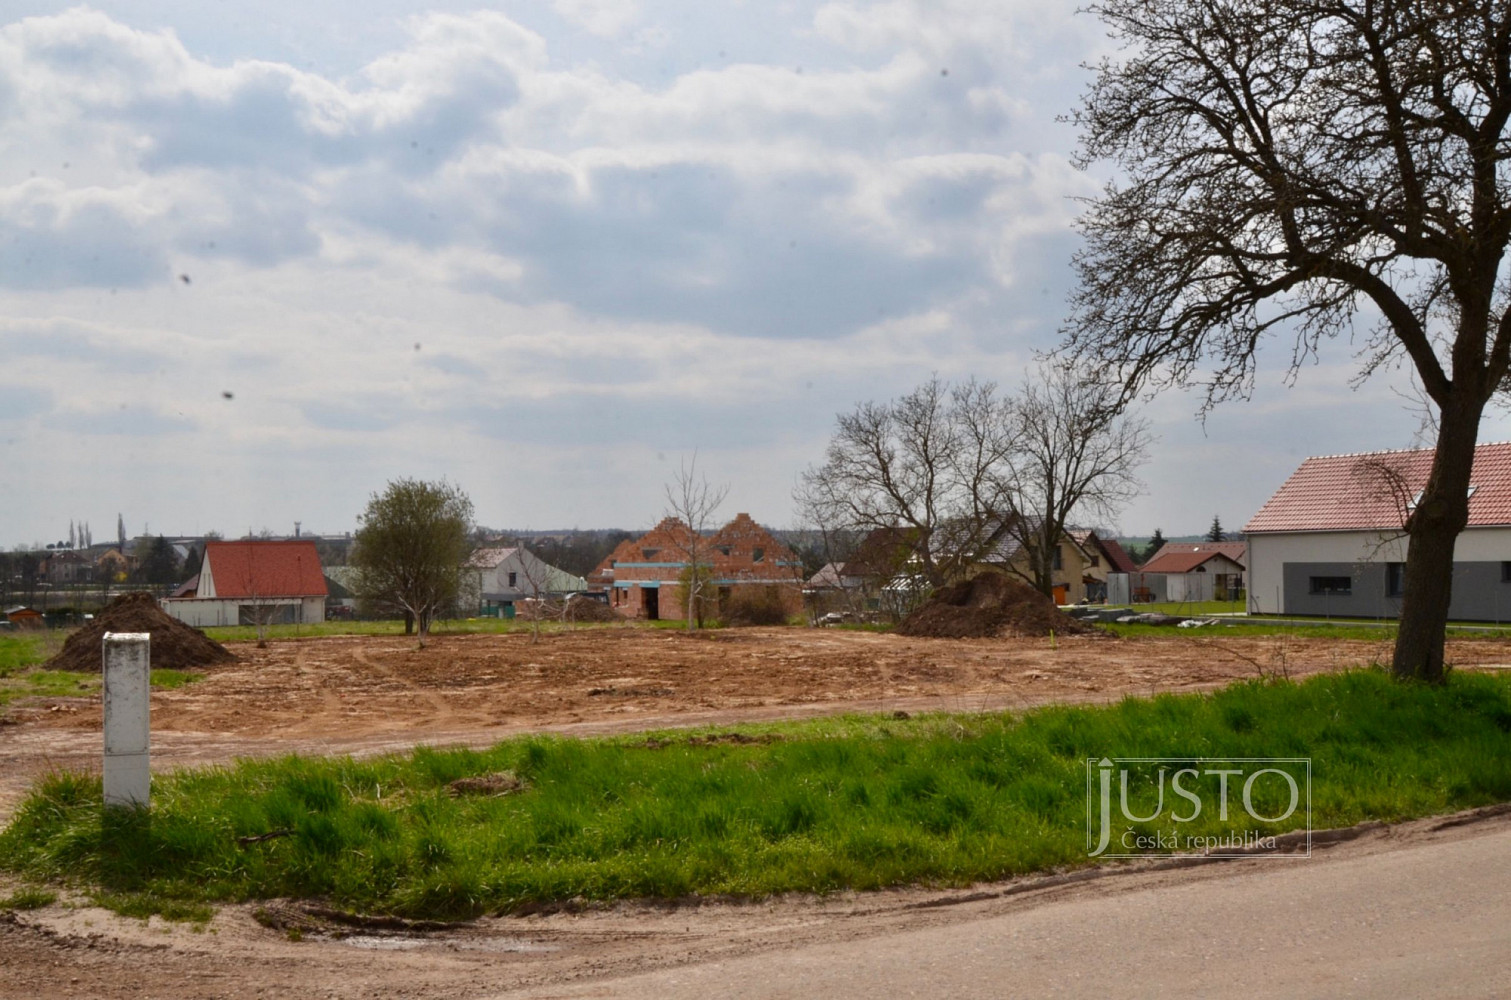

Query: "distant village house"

xmin=162 ymin=540 xmax=327 ymax=627
xmin=597 ymin=513 xmax=803 ymax=621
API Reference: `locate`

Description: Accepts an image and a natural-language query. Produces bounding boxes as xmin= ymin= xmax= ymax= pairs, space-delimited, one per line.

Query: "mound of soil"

xmin=895 ymin=572 xmax=1103 ymax=639
xmin=45 ymin=591 xmax=237 ymax=672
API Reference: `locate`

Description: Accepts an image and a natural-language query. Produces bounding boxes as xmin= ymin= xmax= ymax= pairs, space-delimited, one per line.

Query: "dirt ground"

xmin=7 ymin=623 xmax=1511 ymax=821
xmin=4 ymin=625 xmax=1511 ymax=998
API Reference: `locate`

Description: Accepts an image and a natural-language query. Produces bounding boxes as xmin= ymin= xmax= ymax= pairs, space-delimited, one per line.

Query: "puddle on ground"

xmin=338 ymin=934 xmax=559 ymax=953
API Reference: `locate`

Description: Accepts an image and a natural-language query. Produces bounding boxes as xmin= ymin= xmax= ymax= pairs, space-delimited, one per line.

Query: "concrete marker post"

xmin=102 ymin=631 xmax=150 ymax=809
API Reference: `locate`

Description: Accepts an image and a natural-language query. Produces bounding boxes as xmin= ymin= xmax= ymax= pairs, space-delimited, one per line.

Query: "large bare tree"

xmin=796 ymin=377 xmax=1015 ymax=589
xmin=998 ymin=365 xmax=1152 ymax=597
xmin=1065 ymin=0 xmax=1511 ymax=681
xmin=797 ymin=371 xmax=1147 ymax=595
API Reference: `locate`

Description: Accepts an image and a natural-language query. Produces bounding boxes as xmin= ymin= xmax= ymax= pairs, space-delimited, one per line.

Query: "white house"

xmin=1245 ymin=442 xmax=1511 ymax=620
xmin=465 ymin=547 xmax=587 ymax=618
xmin=1134 ymin=542 xmax=1247 ymax=603
xmin=162 ymin=540 xmax=327 ymax=627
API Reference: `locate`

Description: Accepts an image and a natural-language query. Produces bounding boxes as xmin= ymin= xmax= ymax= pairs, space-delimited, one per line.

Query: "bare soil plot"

xmin=6 ymin=623 xmax=1509 ymax=824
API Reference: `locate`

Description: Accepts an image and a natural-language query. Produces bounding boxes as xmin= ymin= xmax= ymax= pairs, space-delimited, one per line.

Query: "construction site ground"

xmin=4 ymin=623 xmax=1511 ymax=998
xmin=8 ymin=623 xmax=1511 ymax=822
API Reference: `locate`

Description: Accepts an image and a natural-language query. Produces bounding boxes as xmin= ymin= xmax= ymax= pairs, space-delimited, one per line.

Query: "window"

xmin=507 ymin=571 xmax=517 ymax=587
xmin=1051 ymin=546 xmax=1063 ymax=570
xmin=1386 ymin=563 xmax=1404 ymax=597
xmin=752 ymin=547 xmax=764 ymax=562
xmin=1502 ymin=562 xmax=1511 ymax=583
xmin=1309 ymin=576 xmax=1352 ymax=595
xmin=642 ymin=548 xmax=659 ymax=560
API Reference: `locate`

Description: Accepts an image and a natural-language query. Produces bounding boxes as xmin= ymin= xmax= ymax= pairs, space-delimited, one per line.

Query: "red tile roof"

xmin=1099 ymin=538 xmax=1139 ymax=574
xmin=204 ymin=541 xmax=327 ymax=599
xmin=1141 ymin=542 xmax=1247 ymax=574
xmin=1244 ymin=442 xmax=1511 ymax=533
xmin=1072 ymin=530 xmax=1141 ymax=574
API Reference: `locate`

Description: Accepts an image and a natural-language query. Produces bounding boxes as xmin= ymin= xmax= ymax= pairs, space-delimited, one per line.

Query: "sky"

xmin=1 ymin=1 xmax=1505 ymax=548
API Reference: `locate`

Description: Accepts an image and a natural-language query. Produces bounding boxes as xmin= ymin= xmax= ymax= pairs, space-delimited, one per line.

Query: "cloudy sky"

xmin=0 ymin=1 xmax=1500 ymax=548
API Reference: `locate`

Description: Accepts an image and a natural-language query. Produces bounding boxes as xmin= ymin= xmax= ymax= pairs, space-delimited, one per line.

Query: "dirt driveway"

xmin=6 ymin=623 xmax=1505 ymax=822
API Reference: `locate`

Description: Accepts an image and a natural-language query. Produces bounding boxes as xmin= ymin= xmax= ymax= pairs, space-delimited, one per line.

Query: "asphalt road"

xmin=500 ymin=819 xmax=1511 ymax=1000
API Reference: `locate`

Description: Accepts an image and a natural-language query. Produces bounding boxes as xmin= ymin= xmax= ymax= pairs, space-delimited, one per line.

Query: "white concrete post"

xmin=102 ymin=632 xmax=150 ymax=809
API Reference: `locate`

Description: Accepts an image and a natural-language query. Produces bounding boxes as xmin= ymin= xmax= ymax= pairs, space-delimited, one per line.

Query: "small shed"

xmin=4 ymin=606 xmax=45 ymax=629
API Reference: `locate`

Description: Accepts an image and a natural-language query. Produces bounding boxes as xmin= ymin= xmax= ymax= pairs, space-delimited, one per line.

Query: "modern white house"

xmin=162 ymin=540 xmax=327 ymax=627
xmin=464 ymin=547 xmax=587 ymax=618
xmin=1245 ymin=442 xmax=1511 ymax=620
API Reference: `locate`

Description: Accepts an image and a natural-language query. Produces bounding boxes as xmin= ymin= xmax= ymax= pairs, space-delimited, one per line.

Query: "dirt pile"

xmin=45 ymin=591 xmax=237 ymax=672
xmin=895 ymin=572 xmax=1103 ymax=639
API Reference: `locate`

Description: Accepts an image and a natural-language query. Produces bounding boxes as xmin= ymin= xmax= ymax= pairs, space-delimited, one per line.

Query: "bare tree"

xmin=512 ymin=543 xmax=579 ymax=643
xmin=796 ymin=377 xmax=1016 ymax=589
xmin=996 ymin=364 xmax=1152 ymax=597
xmin=664 ymin=454 xmax=729 ymax=632
xmin=1065 ymin=0 xmax=1511 ymax=681
xmin=789 ymin=495 xmax=869 ymax=622
xmin=799 ymin=372 xmax=1147 ymax=598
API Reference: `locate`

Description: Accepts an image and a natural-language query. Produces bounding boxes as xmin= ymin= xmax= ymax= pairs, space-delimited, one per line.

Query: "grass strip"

xmin=0 ymin=634 xmax=52 ymax=674
xmin=0 ymin=668 xmax=200 ymax=709
xmin=3 ymin=669 xmax=1510 ymax=921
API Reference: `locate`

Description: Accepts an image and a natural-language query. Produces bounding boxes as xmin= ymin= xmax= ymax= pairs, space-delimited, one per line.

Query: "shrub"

xmin=723 ymin=586 xmax=791 ymax=626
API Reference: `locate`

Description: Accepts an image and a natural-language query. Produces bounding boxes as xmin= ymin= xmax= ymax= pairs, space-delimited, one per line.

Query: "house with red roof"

xmin=608 ymin=513 xmax=804 ymax=621
xmin=1136 ymin=542 xmax=1247 ymax=603
xmin=1245 ymin=442 xmax=1511 ymax=619
xmin=162 ymin=540 xmax=327 ymax=627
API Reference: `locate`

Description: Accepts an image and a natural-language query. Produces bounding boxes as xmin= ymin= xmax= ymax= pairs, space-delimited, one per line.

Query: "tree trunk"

xmin=404 ymin=610 xmax=414 ymax=635
xmin=1392 ymin=395 xmax=1483 ymax=682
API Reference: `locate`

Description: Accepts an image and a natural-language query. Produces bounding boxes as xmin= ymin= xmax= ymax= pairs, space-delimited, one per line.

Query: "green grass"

xmin=0 ymin=633 xmax=53 ymax=674
xmin=0 ymin=667 xmax=202 ymax=709
xmin=0 ymin=669 xmax=98 ymax=708
xmin=149 ymin=669 xmax=204 ymax=691
xmin=1100 ymin=621 xmax=1409 ymax=641
xmin=0 ymin=888 xmax=56 ymax=910
xmin=4 ymin=669 xmax=1510 ymax=922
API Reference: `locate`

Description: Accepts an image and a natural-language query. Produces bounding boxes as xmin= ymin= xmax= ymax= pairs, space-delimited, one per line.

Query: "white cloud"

xmin=551 ymin=0 xmax=641 ymax=38
xmin=0 ymin=2 xmax=1477 ymax=545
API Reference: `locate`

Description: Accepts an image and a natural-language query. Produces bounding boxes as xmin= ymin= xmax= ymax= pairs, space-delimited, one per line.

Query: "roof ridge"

xmin=1301 ymin=440 xmax=1511 ymax=462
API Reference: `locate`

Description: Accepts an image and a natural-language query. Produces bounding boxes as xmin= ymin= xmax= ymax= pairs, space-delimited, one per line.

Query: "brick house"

xmin=607 ymin=513 xmax=804 ymax=621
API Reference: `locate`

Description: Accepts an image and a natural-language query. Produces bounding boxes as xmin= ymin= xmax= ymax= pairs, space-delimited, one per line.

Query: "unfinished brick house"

xmin=602 ymin=513 xmax=804 ymax=621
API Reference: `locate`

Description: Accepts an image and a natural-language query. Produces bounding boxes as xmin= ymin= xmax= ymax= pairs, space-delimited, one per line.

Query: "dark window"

xmin=1386 ymin=563 xmax=1404 ymax=597
xmin=1309 ymin=576 xmax=1352 ymax=595
xmin=507 ymin=571 xmax=517 ymax=587
xmin=1052 ymin=546 xmax=1063 ymax=570
xmin=752 ymin=547 xmax=764 ymax=562
xmin=642 ymin=548 xmax=659 ymax=560
xmin=1502 ymin=562 xmax=1511 ymax=583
